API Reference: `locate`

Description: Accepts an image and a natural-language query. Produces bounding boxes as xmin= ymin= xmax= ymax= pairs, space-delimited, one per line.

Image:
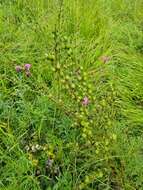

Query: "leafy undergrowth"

xmin=0 ymin=0 xmax=143 ymax=190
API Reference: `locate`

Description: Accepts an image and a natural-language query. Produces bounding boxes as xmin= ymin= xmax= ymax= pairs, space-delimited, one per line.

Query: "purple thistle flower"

xmin=15 ymin=65 xmax=22 ymax=73
xmin=100 ymin=56 xmax=110 ymax=63
xmin=82 ymin=96 xmax=89 ymax=106
xmin=24 ymin=64 xmax=31 ymax=71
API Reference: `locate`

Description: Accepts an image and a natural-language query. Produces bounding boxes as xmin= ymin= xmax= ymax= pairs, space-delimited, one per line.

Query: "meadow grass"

xmin=0 ymin=0 xmax=143 ymax=189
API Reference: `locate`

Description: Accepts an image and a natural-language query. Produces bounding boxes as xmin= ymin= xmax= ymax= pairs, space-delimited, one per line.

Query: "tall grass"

xmin=0 ymin=0 xmax=143 ymax=189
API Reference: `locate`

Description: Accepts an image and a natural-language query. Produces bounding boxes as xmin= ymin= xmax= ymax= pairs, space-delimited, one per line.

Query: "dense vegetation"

xmin=0 ymin=0 xmax=143 ymax=189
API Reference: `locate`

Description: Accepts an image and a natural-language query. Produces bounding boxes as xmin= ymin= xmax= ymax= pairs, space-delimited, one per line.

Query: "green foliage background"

xmin=0 ymin=0 xmax=143 ymax=189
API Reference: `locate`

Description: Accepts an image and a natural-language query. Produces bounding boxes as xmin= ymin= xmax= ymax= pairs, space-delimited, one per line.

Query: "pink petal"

xmin=82 ymin=97 xmax=89 ymax=106
xmin=24 ymin=64 xmax=31 ymax=71
xmin=15 ymin=65 xmax=22 ymax=72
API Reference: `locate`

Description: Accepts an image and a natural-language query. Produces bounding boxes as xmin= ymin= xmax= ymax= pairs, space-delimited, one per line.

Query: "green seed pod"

xmin=67 ymin=49 xmax=72 ymax=55
xmin=59 ymin=99 xmax=62 ymax=104
xmin=71 ymin=83 xmax=76 ymax=89
xmin=60 ymin=71 xmax=64 ymax=77
xmin=98 ymin=171 xmax=103 ymax=178
xmin=48 ymin=94 xmax=52 ymax=98
xmin=88 ymin=84 xmax=92 ymax=89
xmin=90 ymin=120 xmax=93 ymax=124
xmin=61 ymin=79 xmax=66 ymax=84
xmin=83 ymin=128 xmax=86 ymax=132
xmin=77 ymin=76 xmax=82 ymax=81
xmin=101 ymin=99 xmax=106 ymax=106
xmin=85 ymin=176 xmax=90 ymax=184
xmin=65 ymin=84 xmax=69 ymax=90
xmin=87 ymin=130 xmax=92 ymax=136
xmin=52 ymin=67 xmax=56 ymax=72
xmin=88 ymin=89 xmax=92 ymax=95
xmin=65 ymin=75 xmax=70 ymax=80
xmin=56 ymin=63 xmax=60 ymax=70
xmin=82 ymin=133 xmax=87 ymax=138
xmin=112 ymin=133 xmax=117 ymax=140
xmin=47 ymin=54 xmax=55 ymax=61
xmin=79 ymin=114 xmax=84 ymax=119
xmin=83 ymin=82 xmax=86 ymax=86
xmin=81 ymin=111 xmax=85 ymax=117
xmin=83 ymin=76 xmax=87 ymax=81
xmin=95 ymin=149 xmax=99 ymax=154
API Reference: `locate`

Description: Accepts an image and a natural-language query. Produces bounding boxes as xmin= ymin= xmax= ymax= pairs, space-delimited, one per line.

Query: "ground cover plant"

xmin=0 ymin=0 xmax=143 ymax=189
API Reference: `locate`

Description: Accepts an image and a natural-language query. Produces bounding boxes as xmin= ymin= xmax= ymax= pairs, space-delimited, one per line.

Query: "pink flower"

xmin=15 ymin=65 xmax=22 ymax=72
xmin=24 ymin=64 xmax=31 ymax=71
xmin=82 ymin=96 xmax=89 ymax=106
xmin=100 ymin=56 xmax=110 ymax=63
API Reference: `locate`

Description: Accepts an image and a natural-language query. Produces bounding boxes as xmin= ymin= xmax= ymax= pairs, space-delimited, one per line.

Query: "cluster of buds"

xmin=25 ymin=144 xmax=42 ymax=153
xmin=15 ymin=64 xmax=32 ymax=77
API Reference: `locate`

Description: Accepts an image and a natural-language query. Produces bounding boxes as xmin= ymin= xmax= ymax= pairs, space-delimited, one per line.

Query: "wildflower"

xmin=82 ymin=96 xmax=89 ymax=106
xmin=100 ymin=55 xmax=110 ymax=63
xmin=24 ymin=64 xmax=31 ymax=71
xmin=15 ymin=65 xmax=22 ymax=72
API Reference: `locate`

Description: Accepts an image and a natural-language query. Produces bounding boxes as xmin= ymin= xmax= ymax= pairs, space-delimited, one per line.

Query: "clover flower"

xmin=82 ymin=96 xmax=89 ymax=106
xmin=15 ymin=65 xmax=22 ymax=72
xmin=24 ymin=64 xmax=31 ymax=71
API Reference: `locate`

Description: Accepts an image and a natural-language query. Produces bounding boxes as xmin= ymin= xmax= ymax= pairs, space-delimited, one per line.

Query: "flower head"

xmin=100 ymin=55 xmax=110 ymax=63
xmin=82 ymin=96 xmax=89 ymax=106
xmin=24 ymin=64 xmax=31 ymax=71
xmin=15 ymin=65 xmax=22 ymax=73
